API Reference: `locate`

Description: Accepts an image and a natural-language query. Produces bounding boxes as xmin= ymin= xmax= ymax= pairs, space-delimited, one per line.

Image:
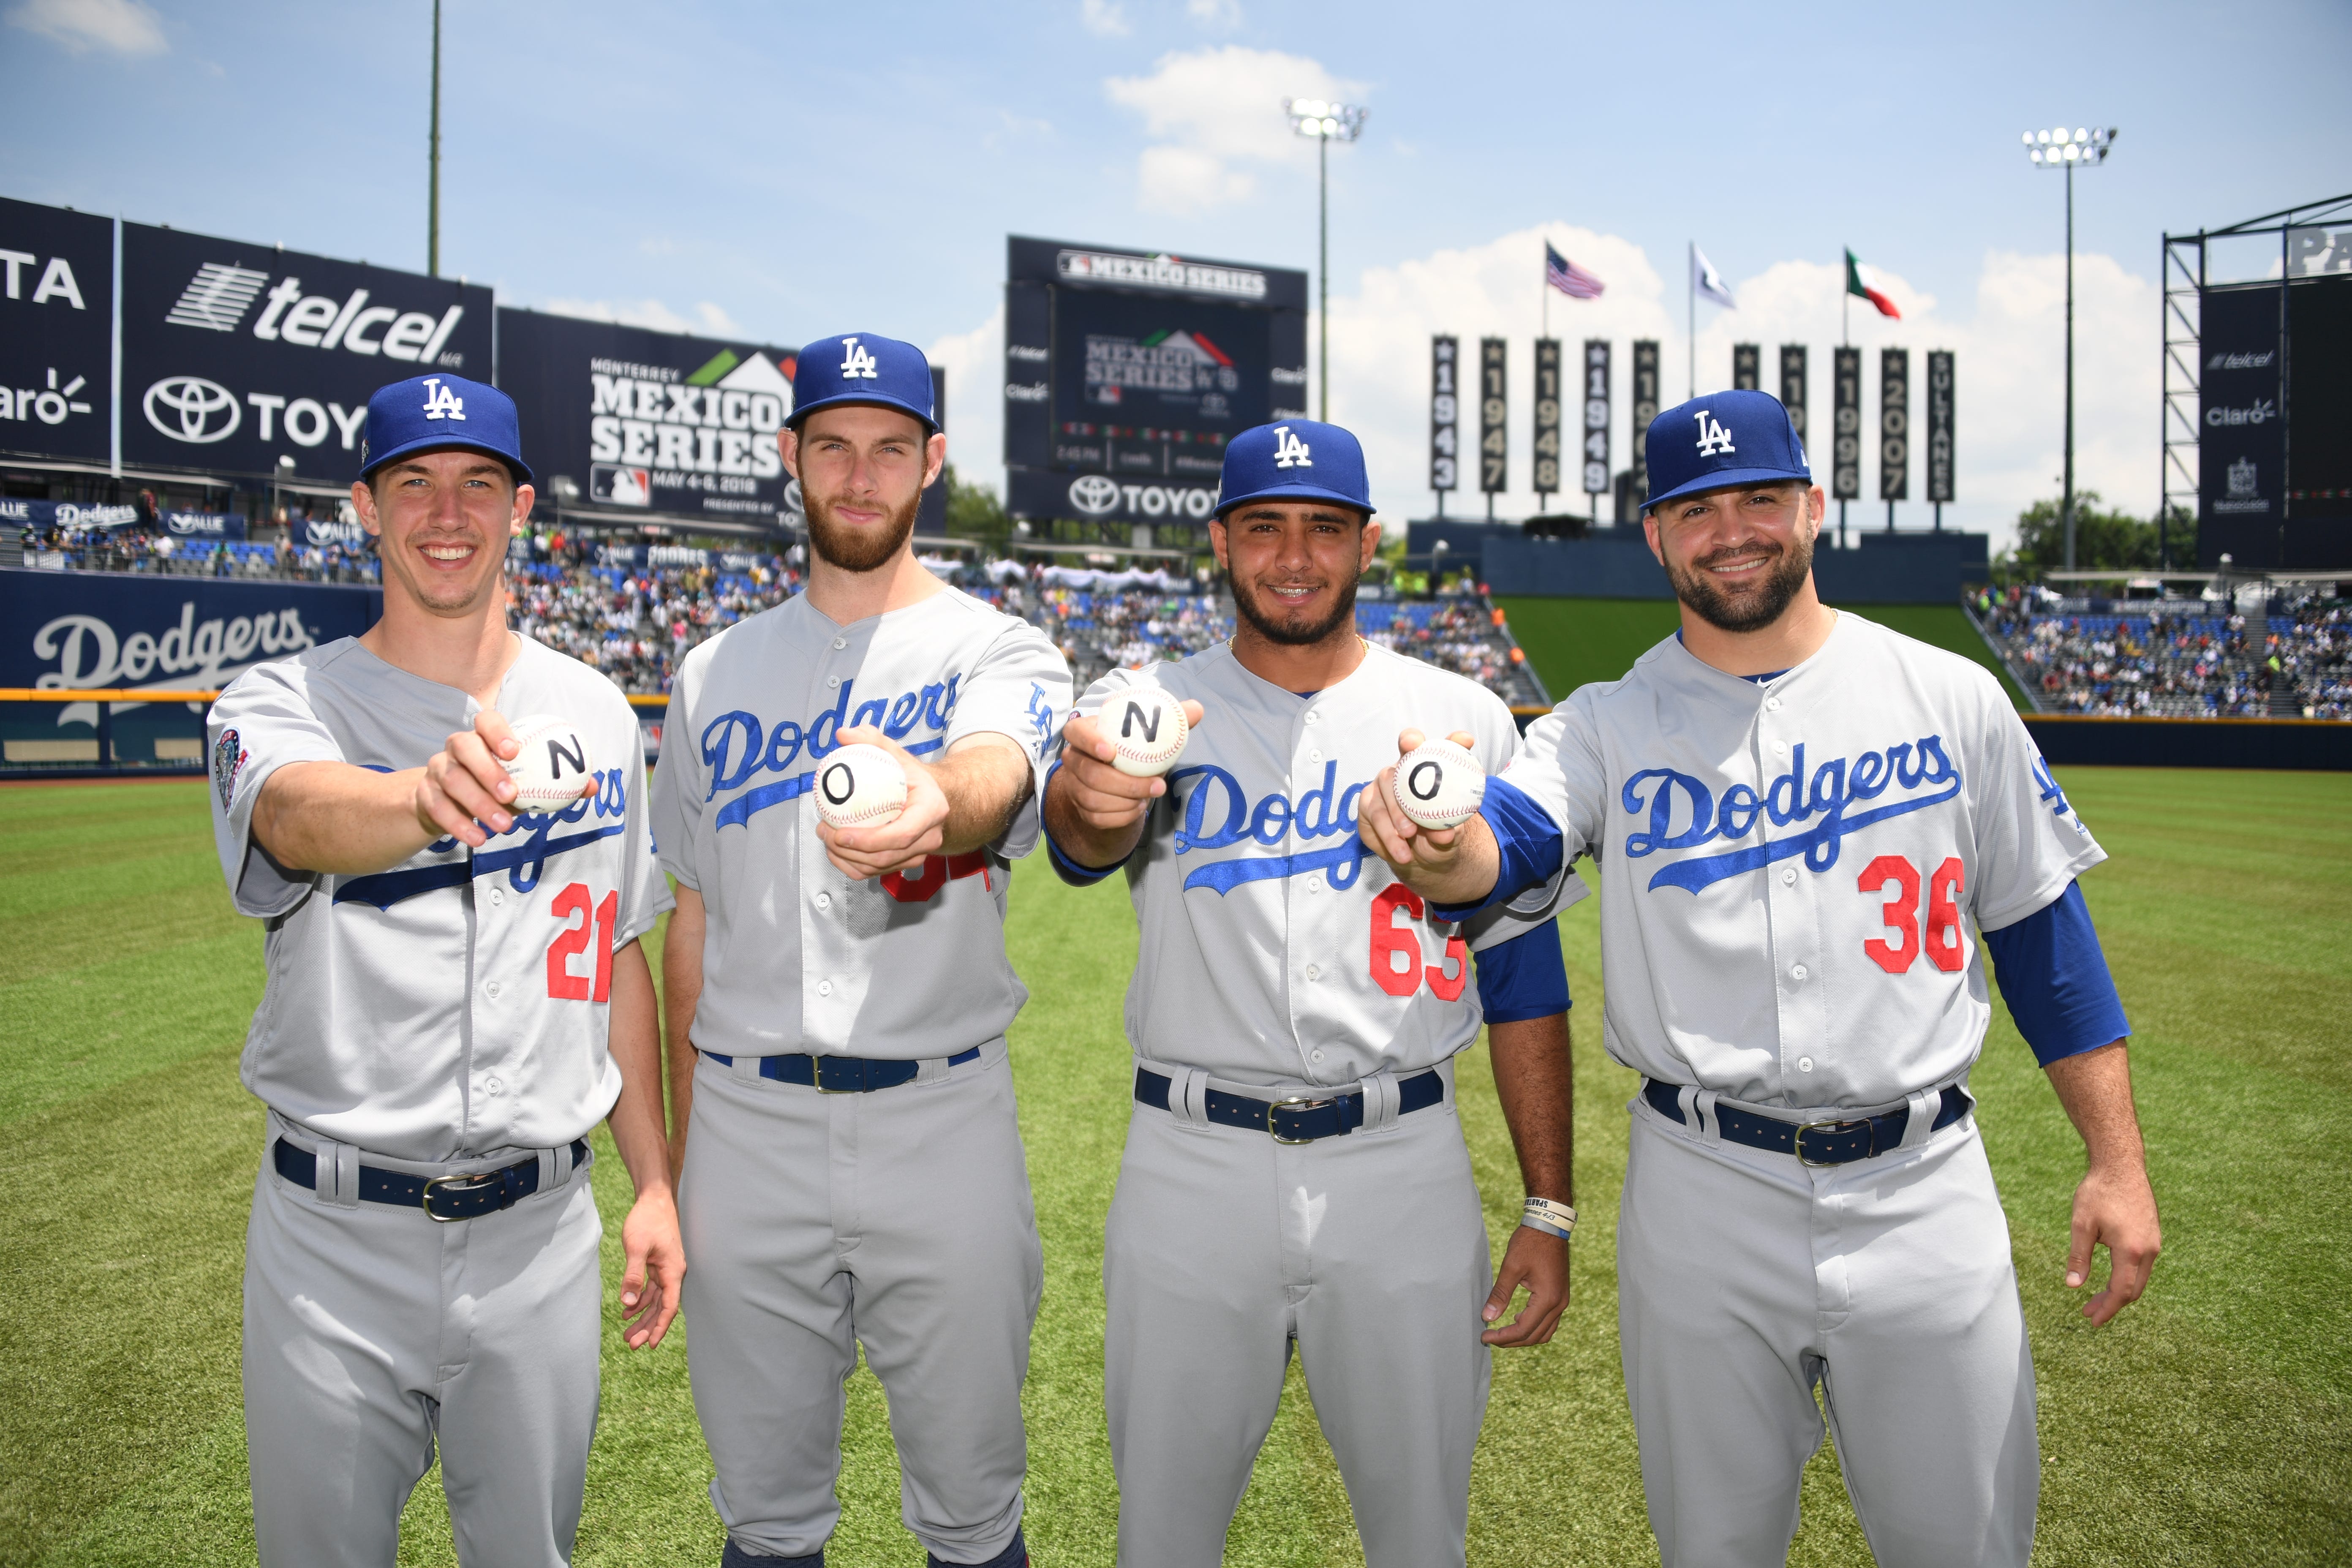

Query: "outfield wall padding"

xmin=1479 ymin=530 xmax=1988 ymax=604
xmin=2025 ymin=716 xmax=2352 ymax=770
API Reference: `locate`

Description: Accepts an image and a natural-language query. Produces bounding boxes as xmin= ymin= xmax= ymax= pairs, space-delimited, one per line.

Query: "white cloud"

xmin=7 ymin=0 xmax=164 ymax=54
xmin=928 ymin=304 xmax=1005 ymax=497
xmin=1080 ymin=0 xmax=1130 ymax=37
xmin=540 ymin=297 xmax=743 ymax=338
xmin=1105 ymin=46 xmax=1363 ymax=214
xmin=1312 ymin=224 xmax=2153 ymax=553
xmin=1186 ymin=0 xmax=1243 ymax=27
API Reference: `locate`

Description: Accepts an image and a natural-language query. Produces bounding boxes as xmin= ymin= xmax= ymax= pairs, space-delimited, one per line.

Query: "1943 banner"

xmin=1429 ymin=336 xmax=1459 ymax=495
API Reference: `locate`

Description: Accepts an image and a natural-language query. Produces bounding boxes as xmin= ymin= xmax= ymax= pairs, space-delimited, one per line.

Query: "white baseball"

xmin=815 ymin=742 xmax=909 ymax=830
xmin=1105 ymin=686 xmax=1190 ymax=778
xmin=501 ymin=713 xmax=596 ymax=811
xmin=1391 ymin=738 xmax=1485 ymax=830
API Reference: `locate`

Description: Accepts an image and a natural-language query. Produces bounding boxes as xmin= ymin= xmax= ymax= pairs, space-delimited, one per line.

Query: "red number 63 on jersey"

xmin=1369 ymin=883 xmax=1470 ymax=1001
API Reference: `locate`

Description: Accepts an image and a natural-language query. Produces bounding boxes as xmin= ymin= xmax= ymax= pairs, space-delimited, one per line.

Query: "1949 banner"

xmin=1582 ymin=340 xmax=1611 ymax=496
xmin=1780 ymin=346 xmax=1808 ymax=444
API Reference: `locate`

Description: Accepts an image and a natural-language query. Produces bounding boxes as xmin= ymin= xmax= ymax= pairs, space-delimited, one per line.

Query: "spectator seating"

xmin=1973 ymin=585 xmax=2352 ymax=720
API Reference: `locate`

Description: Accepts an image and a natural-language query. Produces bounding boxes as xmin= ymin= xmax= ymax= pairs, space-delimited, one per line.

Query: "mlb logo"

xmin=592 ymin=463 xmax=652 ymax=506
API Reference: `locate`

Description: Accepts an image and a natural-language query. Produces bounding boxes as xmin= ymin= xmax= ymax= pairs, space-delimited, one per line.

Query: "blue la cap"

xmin=1642 ymin=389 xmax=1810 ymax=511
xmin=357 ymin=373 xmax=531 ymax=485
xmin=1214 ymin=419 xmax=1372 ymax=520
xmin=789 ymin=332 xmax=939 ymax=434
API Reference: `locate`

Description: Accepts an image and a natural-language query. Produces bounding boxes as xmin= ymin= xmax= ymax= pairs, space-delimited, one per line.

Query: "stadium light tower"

xmin=2021 ymin=124 xmax=2116 ymax=571
xmin=1283 ymin=98 xmax=1368 ymax=422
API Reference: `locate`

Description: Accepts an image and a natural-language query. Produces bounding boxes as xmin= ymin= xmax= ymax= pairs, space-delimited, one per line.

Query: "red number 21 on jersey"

xmin=547 ymin=882 xmax=617 ymax=1001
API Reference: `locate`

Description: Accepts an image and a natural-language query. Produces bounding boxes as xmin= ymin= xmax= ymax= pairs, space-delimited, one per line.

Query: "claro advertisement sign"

xmin=495 ymin=308 xmax=798 ymax=528
xmin=120 ymin=220 xmax=491 ymax=482
xmin=0 ymin=196 xmax=114 ymax=466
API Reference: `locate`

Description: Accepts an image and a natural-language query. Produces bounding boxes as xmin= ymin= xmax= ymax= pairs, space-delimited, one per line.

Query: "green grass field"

xmin=4 ymin=768 xmax=2348 ymax=1568
xmin=1496 ymin=597 xmax=2034 ymax=710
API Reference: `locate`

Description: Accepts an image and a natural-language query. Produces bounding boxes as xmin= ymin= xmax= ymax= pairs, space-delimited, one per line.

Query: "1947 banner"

xmin=1479 ymin=338 xmax=1507 ymax=495
xmin=1832 ymin=347 xmax=1862 ymax=501
xmin=1429 ymin=336 xmax=1459 ymax=495
xmin=1532 ymin=339 xmax=1561 ymax=495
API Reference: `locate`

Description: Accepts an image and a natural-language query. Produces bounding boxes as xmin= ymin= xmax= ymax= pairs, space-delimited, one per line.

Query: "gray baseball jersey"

xmin=652 ymin=582 xmax=1070 ymax=1567
xmin=1072 ymin=640 xmax=1584 ymax=1087
xmin=1497 ymin=610 xmax=2101 ymax=1108
xmin=209 ymin=632 xmax=670 ymax=1161
xmin=206 ymin=629 xmax=667 ymax=1568
xmin=1497 ymin=611 xmax=2099 ymax=1566
xmin=650 ymin=584 xmax=1070 ymax=1060
xmin=1067 ymin=641 xmax=1579 ymax=1568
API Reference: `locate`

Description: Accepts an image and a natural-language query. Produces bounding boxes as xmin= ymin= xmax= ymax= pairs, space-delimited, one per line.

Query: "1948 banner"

xmin=1532 ymin=339 xmax=1561 ymax=495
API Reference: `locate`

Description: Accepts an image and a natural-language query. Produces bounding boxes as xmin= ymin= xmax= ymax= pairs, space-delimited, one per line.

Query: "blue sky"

xmin=5 ymin=0 xmax=2348 ymax=541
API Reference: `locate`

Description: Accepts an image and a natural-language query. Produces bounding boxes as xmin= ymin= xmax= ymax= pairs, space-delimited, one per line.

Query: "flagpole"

xmin=1686 ymin=242 xmax=1695 ymax=400
xmin=1840 ymin=261 xmax=1849 ymax=550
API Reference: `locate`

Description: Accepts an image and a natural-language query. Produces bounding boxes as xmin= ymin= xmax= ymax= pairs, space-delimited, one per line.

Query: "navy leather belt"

xmin=272 ymin=1138 xmax=589 ymax=1222
xmin=703 ymin=1047 xmax=980 ymax=1092
xmin=1134 ymin=1066 xmax=1444 ymax=1143
xmin=1642 ymin=1079 xmax=1971 ymax=1166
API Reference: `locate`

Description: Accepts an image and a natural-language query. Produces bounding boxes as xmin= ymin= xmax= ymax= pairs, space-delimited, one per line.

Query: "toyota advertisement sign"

xmin=119 ymin=220 xmax=491 ymax=483
xmin=0 ymin=196 xmax=114 ymax=467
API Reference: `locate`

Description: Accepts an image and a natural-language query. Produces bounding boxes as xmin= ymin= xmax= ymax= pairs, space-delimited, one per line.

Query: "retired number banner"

xmin=1880 ymin=348 xmax=1909 ymax=502
xmin=1583 ymin=340 xmax=1611 ymax=496
xmin=1926 ymin=350 xmax=1954 ymax=503
xmin=1629 ymin=341 xmax=1660 ymax=492
xmin=1832 ymin=347 xmax=1862 ymax=501
xmin=1531 ymin=339 xmax=1562 ymax=495
xmin=1780 ymin=346 xmax=1808 ymax=444
xmin=1479 ymin=338 xmax=1507 ymax=495
xmin=1429 ymin=336 xmax=1459 ymax=494
xmin=1732 ymin=343 xmax=1760 ymax=392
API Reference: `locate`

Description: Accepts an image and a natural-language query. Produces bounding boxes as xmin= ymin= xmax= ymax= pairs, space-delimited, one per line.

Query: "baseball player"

xmin=1361 ymin=389 xmax=2161 ymax=1567
xmin=653 ymin=333 xmax=1071 ymax=1568
xmin=205 ymin=374 xmax=682 ymax=1568
xmin=1041 ymin=419 xmax=1582 ymax=1568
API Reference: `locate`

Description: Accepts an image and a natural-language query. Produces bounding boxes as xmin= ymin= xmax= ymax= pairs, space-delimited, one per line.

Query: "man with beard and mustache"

xmin=651 ymin=333 xmax=1071 ymax=1568
xmin=1361 ymin=389 xmax=2157 ymax=1568
xmin=1042 ymin=419 xmax=1581 ymax=1568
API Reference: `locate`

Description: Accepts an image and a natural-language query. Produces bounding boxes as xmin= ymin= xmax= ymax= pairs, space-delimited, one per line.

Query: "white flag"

xmin=1691 ymin=245 xmax=1737 ymax=309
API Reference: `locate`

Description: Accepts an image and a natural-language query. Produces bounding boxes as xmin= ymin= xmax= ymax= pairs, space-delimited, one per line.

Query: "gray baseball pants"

xmin=679 ymin=1043 xmax=1041 ymax=1564
xmin=1103 ymin=1058 xmax=1492 ymax=1568
xmin=1618 ymin=1099 xmax=2038 ymax=1568
xmin=243 ymin=1121 xmax=602 ymax=1568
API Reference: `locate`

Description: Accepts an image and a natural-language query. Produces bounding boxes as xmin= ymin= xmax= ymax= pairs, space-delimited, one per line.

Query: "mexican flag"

xmin=1846 ymin=249 xmax=1901 ymax=319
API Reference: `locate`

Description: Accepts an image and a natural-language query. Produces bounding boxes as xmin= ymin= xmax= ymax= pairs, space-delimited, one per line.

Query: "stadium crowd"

xmin=1974 ymin=583 xmax=2352 ymax=719
xmin=22 ymin=523 xmax=1549 ymax=711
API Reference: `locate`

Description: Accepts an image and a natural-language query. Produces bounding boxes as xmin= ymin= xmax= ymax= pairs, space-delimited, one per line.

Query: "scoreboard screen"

xmin=1048 ymin=288 xmax=1272 ymax=481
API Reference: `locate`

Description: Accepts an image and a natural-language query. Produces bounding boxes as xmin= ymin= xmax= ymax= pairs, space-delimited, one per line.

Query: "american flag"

xmin=1545 ymin=242 xmax=1605 ymax=300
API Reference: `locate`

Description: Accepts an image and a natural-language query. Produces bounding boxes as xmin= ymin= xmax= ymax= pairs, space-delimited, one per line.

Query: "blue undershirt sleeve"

xmin=1472 ymin=918 xmax=1571 ymax=1024
xmin=1040 ymin=760 xmax=1130 ymax=887
xmin=1980 ymin=880 xmax=2131 ymax=1067
xmin=1430 ymin=775 xmax=1566 ymax=923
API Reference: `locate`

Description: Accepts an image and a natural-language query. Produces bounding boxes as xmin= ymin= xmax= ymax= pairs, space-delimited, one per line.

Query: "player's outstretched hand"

xmin=816 ymin=726 xmax=950 ymax=879
xmin=618 ymin=1184 xmax=685 ymax=1350
xmin=1482 ymin=1223 xmax=1570 ymax=1347
xmin=414 ymin=710 xmax=524 ymax=848
xmin=1359 ymin=727 xmax=1478 ymax=879
xmin=1058 ymin=700 xmax=1209 ymax=831
xmin=2066 ymin=1158 xmax=2161 ymax=1326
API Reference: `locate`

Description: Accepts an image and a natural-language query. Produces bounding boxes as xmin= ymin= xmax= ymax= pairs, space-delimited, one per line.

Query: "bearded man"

xmin=651 ymin=332 xmax=1072 ymax=1568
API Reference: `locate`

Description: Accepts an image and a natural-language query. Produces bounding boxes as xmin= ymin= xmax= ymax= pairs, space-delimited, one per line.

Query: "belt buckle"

xmin=422 ymin=1170 xmax=500 ymax=1222
xmin=1266 ymin=1094 xmax=1331 ymax=1145
xmin=814 ymin=1056 xmax=860 ymax=1094
xmin=1793 ymin=1117 xmax=1872 ymax=1167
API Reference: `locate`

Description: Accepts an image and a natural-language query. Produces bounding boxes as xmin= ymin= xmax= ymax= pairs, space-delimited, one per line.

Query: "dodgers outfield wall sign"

xmin=495 ymin=309 xmax=798 ymax=529
xmin=1003 ymin=236 xmax=1307 ymax=525
xmin=119 ymin=220 xmax=492 ymax=484
xmin=0 ymin=196 xmax=114 ymax=467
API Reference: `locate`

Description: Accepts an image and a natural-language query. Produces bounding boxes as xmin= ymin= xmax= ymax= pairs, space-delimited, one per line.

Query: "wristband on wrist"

xmin=1520 ymin=1195 xmax=1576 ymax=1240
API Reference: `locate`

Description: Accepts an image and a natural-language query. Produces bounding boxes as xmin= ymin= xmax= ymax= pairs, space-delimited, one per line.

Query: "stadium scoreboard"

xmin=1004 ymin=236 xmax=1307 ymax=529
